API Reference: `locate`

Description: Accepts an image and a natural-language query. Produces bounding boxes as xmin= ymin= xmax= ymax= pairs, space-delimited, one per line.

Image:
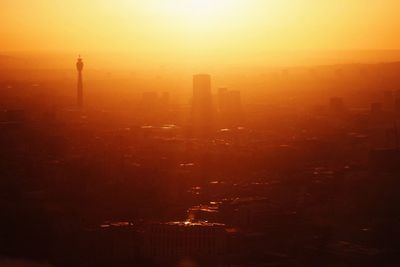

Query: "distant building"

xmin=192 ymin=74 xmax=215 ymax=134
xmin=76 ymin=56 xmax=84 ymax=108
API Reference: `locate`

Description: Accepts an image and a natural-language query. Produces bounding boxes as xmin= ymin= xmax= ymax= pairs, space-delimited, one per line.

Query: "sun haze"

xmin=3 ymin=1 xmax=400 ymax=266
xmin=1 ymin=0 xmax=400 ymax=66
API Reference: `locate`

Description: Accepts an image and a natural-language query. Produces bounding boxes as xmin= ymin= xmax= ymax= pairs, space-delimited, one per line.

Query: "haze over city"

xmin=1 ymin=1 xmax=400 ymax=267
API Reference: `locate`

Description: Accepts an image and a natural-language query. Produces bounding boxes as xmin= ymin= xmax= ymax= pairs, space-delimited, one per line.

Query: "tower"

xmin=76 ymin=56 xmax=84 ymax=108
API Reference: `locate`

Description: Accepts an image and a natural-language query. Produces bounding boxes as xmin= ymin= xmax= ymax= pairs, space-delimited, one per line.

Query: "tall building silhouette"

xmin=192 ymin=74 xmax=214 ymax=134
xmin=76 ymin=56 xmax=84 ymax=108
xmin=193 ymin=74 xmax=212 ymax=109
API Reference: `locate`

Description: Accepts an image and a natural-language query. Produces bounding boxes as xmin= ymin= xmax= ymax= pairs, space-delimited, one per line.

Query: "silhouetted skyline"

xmin=1 ymin=1 xmax=400 ymax=266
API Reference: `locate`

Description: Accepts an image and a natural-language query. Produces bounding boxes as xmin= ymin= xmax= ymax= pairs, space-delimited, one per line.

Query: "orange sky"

xmin=1 ymin=0 xmax=400 ymax=67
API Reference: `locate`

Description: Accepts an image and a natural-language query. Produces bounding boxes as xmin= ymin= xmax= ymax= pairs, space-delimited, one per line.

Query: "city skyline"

xmin=1 ymin=1 xmax=400 ymax=267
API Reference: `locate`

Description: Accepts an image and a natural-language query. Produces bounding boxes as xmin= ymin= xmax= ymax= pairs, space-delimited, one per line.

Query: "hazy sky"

xmin=1 ymin=0 xmax=400 ymax=66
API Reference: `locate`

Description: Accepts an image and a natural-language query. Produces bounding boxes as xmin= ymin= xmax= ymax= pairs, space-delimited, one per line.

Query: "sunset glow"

xmin=2 ymin=1 xmax=400 ymax=266
xmin=143 ymin=0 xmax=242 ymax=22
xmin=1 ymin=0 xmax=400 ymax=63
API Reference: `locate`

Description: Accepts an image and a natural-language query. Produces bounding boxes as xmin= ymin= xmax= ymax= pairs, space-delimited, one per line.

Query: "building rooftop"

xmin=163 ymin=220 xmax=225 ymax=227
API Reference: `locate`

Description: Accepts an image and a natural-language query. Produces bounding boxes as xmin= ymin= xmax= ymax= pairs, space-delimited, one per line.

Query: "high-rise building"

xmin=193 ymin=74 xmax=212 ymax=110
xmin=192 ymin=74 xmax=214 ymax=133
xmin=76 ymin=56 xmax=84 ymax=108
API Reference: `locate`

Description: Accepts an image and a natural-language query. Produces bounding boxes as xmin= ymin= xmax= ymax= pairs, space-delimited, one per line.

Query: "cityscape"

xmin=1 ymin=1 xmax=400 ymax=267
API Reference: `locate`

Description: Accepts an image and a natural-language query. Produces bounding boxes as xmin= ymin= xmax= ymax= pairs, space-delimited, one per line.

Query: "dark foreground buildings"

xmin=1 ymin=62 xmax=400 ymax=266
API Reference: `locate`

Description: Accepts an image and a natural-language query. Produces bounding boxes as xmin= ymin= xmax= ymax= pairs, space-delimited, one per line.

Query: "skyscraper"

xmin=76 ymin=56 xmax=84 ymax=108
xmin=192 ymin=74 xmax=214 ymax=134
xmin=193 ymin=74 xmax=212 ymax=110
